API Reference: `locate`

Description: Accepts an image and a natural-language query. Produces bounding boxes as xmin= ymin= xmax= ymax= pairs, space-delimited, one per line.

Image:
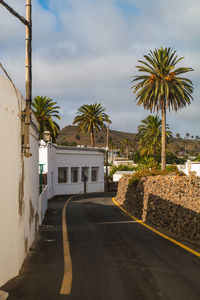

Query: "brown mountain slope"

xmin=57 ymin=125 xmax=137 ymax=148
xmin=57 ymin=125 xmax=200 ymax=155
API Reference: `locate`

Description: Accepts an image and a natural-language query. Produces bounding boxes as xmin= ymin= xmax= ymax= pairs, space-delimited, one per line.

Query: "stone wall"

xmin=115 ymin=173 xmax=200 ymax=241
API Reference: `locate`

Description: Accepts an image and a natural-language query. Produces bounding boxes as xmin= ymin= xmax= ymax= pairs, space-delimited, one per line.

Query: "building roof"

xmin=53 ymin=144 xmax=105 ymax=153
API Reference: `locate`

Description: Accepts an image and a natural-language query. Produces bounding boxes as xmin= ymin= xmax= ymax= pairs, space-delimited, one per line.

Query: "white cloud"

xmin=0 ymin=0 xmax=199 ymax=136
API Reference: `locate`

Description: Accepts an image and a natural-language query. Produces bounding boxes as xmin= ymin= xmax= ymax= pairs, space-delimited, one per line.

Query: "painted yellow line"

xmin=112 ymin=197 xmax=200 ymax=258
xmin=60 ymin=196 xmax=73 ymax=295
xmin=95 ymin=220 xmax=138 ymax=225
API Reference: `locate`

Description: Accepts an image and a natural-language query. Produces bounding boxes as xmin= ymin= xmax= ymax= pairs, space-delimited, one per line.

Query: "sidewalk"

xmin=2 ymin=196 xmax=68 ymax=300
xmin=1 ymin=192 xmax=115 ymax=300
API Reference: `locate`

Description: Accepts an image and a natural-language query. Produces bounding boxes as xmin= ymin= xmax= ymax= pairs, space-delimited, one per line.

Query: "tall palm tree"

xmin=73 ymin=103 xmax=111 ymax=147
xmin=121 ymin=138 xmax=130 ymax=162
xmin=186 ymin=133 xmax=190 ymax=139
xmin=131 ymin=47 xmax=193 ymax=170
xmin=109 ymin=140 xmax=116 ymax=164
xmin=137 ymin=115 xmax=172 ymax=163
xmin=32 ymin=96 xmax=61 ymax=142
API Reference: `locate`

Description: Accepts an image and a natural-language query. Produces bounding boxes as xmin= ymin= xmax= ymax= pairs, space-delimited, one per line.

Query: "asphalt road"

xmin=3 ymin=195 xmax=200 ymax=300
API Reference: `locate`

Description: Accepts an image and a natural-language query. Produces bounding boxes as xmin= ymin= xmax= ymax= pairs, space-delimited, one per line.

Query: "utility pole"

xmin=105 ymin=119 xmax=110 ymax=192
xmin=24 ymin=0 xmax=32 ymax=156
xmin=0 ymin=0 xmax=32 ymax=157
xmin=106 ymin=119 xmax=110 ymax=150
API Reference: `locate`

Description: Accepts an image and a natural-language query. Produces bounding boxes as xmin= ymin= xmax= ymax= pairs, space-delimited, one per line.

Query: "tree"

xmin=121 ymin=138 xmax=130 ymax=162
xmin=186 ymin=133 xmax=190 ymax=139
xmin=137 ymin=115 xmax=171 ymax=164
xmin=176 ymin=133 xmax=180 ymax=138
xmin=108 ymin=140 xmax=116 ymax=164
xmin=131 ymin=47 xmax=193 ymax=170
xmin=73 ymin=103 xmax=111 ymax=147
xmin=32 ymin=96 xmax=60 ymax=142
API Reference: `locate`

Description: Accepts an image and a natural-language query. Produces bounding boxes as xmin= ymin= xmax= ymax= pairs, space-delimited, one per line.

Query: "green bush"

xmin=128 ymin=165 xmax=184 ymax=187
xmin=166 ymin=152 xmax=186 ymax=164
xmin=75 ymin=134 xmax=81 ymax=140
xmin=109 ymin=164 xmax=136 ymax=178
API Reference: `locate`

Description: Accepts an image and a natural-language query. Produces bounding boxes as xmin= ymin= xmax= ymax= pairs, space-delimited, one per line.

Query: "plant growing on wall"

xmin=32 ymin=96 xmax=61 ymax=142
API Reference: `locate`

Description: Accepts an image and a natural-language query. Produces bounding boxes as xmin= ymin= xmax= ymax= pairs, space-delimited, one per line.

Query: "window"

xmin=71 ymin=167 xmax=79 ymax=182
xmin=81 ymin=167 xmax=89 ymax=182
xmin=58 ymin=167 xmax=67 ymax=183
xmin=91 ymin=167 xmax=99 ymax=182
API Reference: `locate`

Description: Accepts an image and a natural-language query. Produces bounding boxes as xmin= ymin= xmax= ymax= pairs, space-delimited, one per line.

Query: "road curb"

xmin=112 ymin=197 xmax=200 ymax=259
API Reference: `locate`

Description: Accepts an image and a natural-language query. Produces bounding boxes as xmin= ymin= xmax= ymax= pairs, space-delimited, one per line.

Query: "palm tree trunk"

xmin=112 ymin=150 xmax=114 ymax=164
xmin=153 ymin=145 xmax=157 ymax=164
xmin=126 ymin=146 xmax=128 ymax=162
xmin=90 ymin=129 xmax=94 ymax=147
xmin=161 ymin=103 xmax=166 ymax=170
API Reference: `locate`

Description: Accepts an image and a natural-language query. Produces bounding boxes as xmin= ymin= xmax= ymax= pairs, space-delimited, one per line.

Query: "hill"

xmin=57 ymin=125 xmax=137 ymax=148
xmin=57 ymin=125 xmax=200 ymax=156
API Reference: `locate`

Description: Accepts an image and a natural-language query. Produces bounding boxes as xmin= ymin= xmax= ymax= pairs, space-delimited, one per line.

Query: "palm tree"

xmin=32 ymin=96 xmax=61 ymax=142
xmin=121 ymin=138 xmax=130 ymax=162
xmin=131 ymin=47 xmax=193 ymax=170
xmin=176 ymin=133 xmax=180 ymax=138
xmin=73 ymin=103 xmax=111 ymax=147
xmin=108 ymin=140 xmax=116 ymax=164
xmin=137 ymin=115 xmax=172 ymax=163
xmin=186 ymin=133 xmax=190 ymax=139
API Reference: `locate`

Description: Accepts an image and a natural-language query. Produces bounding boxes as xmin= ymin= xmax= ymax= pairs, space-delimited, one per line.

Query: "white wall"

xmin=41 ymin=144 xmax=105 ymax=198
xmin=113 ymin=159 xmax=137 ymax=167
xmin=39 ymin=141 xmax=48 ymax=173
xmin=0 ymin=75 xmax=40 ymax=287
xmin=178 ymin=161 xmax=200 ymax=177
xmin=113 ymin=171 xmax=135 ymax=182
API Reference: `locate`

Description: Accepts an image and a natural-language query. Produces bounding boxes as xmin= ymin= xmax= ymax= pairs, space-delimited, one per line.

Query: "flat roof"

xmin=53 ymin=144 xmax=105 ymax=153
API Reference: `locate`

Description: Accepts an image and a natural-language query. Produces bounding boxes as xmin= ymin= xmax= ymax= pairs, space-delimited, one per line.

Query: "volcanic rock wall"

xmin=116 ymin=173 xmax=200 ymax=241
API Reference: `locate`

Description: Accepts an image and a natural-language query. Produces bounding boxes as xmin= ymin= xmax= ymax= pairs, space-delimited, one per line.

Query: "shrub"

xmin=128 ymin=165 xmax=185 ymax=187
xmin=75 ymin=134 xmax=81 ymax=140
xmin=109 ymin=164 xmax=136 ymax=178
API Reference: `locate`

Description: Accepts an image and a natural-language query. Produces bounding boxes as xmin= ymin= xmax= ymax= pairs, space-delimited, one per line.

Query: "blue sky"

xmin=38 ymin=0 xmax=49 ymax=10
xmin=0 ymin=0 xmax=200 ymax=137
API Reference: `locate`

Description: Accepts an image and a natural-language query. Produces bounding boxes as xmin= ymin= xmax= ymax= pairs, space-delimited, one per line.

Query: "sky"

xmin=0 ymin=0 xmax=200 ymax=137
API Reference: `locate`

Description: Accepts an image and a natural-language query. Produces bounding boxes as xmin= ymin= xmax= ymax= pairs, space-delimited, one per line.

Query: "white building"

xmin=113 ymin=157 xmax=137 ymax=167
xmin=178 ymin=161 xmax=200 ymax=177
xmin=39 ymin=143 xmax=105 ymax=198
xmin=113 ymin=171 xmax=136 ymax=182
xmin=0 ymin=75 xmax=44 ymax=287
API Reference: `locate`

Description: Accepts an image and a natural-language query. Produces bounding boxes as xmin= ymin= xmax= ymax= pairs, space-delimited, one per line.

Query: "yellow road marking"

xmin=112 ymin=197 xmax=200 ymax=258
xmin=95 ymin=220 xmax=139 ymax=225
xmin=60 ymin=196 xmax=73 ymax=295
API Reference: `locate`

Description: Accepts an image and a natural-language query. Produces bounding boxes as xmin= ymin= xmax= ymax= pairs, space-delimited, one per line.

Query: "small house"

xmin=39 ymin=143 xmax=105 ymax=198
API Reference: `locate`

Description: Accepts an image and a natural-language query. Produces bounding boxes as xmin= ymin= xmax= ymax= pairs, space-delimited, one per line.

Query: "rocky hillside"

xmin=57 ymin=125 xmax=137 ymax=148
xmin=57 ymin=125 xmax=200 ymax=155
